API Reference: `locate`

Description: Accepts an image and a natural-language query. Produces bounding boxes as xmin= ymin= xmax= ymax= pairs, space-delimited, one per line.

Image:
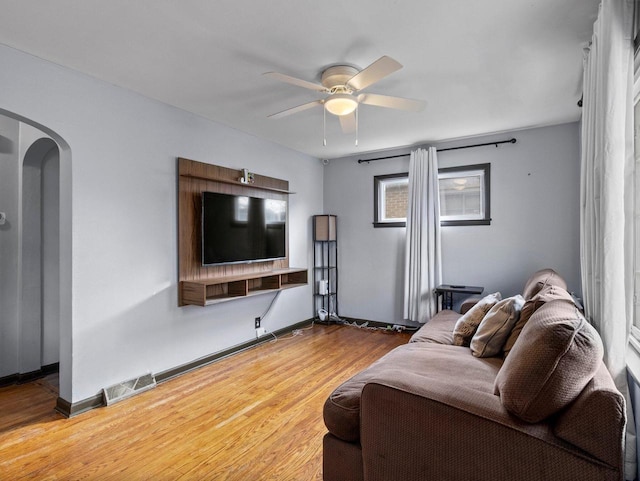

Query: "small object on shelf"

xmin=318 ymin=279 xmax=329 ymax=295
xmin=239 ymin=168 xmax=255 ymax=184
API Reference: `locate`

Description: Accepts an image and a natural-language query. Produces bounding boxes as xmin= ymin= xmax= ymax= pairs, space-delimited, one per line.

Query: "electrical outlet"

xmin=256 ymin=327 xmax=267 ymax=338
xmin=255 ymin=317 xmax=261 ymax=328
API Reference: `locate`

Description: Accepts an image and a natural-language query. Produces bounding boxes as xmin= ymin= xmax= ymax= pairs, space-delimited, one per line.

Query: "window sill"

xmin=373 ymin=221 xmax=406 ymax=228
xmin=441 ymin=219 xmax=491 ymax=227
xmin=372 ymin=220 xmax=492 ymax=228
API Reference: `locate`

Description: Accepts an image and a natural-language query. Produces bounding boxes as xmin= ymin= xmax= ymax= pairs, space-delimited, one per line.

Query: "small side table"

xmin=435 ymin=284 xmax=484 ymax=312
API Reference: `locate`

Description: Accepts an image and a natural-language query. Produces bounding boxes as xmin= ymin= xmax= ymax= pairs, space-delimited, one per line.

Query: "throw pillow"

xmin=470 ymin=295 xmax=525 ymax=358
xmin=503 ymin=284 xmax=575 ymax=358
xmin=452 ymin=292 xmax=502 ymax=347
xmin=521 ymin=268 xmax=568 ymax=300
xmin=494 ymin=299 xmax=603 ymax=423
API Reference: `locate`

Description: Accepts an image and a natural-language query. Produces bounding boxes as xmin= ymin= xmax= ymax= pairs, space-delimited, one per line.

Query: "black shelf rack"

xmin=313 ymin=215 xmax=338 ymax=323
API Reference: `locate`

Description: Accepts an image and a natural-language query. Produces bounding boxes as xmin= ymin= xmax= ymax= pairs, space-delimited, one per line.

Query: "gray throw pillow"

xmin=503 ymin=284 xmax=575 ymax=358
xmin=494 ymin=299 xmax=603 ymax=423
xmin=452 ymin=292 xmax=502 ymax=347
xmin=470 ymin=295 xmax=525 ymax=358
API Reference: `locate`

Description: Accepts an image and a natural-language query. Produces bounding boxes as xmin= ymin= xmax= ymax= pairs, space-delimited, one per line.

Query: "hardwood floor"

xmin=0 ymin=324 xmax=410 ymax=480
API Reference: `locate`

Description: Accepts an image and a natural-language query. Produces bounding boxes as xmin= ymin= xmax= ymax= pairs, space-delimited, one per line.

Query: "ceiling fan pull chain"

xmin=355 ymin=106 xmax=359 ymax=147
xmin=323 ymin=106 xmax=327 ymax=146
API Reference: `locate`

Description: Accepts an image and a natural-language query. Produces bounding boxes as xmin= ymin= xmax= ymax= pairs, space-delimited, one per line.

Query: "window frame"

xmin=373 ymin=172 xmax=409 ymax=228
xmin=438 ymin=163 xmax=491 ymax=227
xmin=372 ymin=163 xmax=491 ymax=227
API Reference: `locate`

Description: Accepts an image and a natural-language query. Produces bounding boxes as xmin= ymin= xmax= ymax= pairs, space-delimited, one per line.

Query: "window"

xmin=373 ymin=163 xmax=491 ymax=227
xmin=439 ymin=164 xmax=491 ymax=226
xmin=374 ymin=173 xmax=409 ymax=227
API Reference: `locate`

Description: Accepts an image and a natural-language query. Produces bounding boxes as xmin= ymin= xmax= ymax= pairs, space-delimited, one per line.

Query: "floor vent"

xmin=103 ymin=373 xmax=156 ymax=406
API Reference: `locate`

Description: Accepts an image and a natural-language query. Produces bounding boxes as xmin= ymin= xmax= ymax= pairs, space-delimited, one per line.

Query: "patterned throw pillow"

xmin=503 ymin=285 xmax=575 ymax=358
xmin=470 ymin=295 xmax=525 ymax=357
xmin=494 ymin=299 xmax=603 ymax=423
xmin=452 ymin=292 xmax=502 ymax=346
xmin=521 ymin=268 xmax=568 ymax=300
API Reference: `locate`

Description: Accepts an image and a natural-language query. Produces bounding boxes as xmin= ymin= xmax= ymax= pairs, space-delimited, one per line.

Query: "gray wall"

xmin=323 ymin=123 xmax=581 ymax=325
xmin=0 ymin=44 xmax=322 ymax=403
xmin=41 ymin=143 xmax=60 ymax=366
xmin=0 ymin=116 xmax=20 ymax=377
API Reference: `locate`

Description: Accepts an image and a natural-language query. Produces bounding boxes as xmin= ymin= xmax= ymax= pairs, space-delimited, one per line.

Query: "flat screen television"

xmin=201 ymin=191 xmax=287 ymax=266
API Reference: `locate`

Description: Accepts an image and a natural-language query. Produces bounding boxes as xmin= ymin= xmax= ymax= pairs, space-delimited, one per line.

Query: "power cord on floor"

xmin=267 ymin=320 xmax=317 ymax=343
xmin=337 ymin=319 xmax=419 ymax=333
xmin=261 ymin=316 xmax=419 ymax=345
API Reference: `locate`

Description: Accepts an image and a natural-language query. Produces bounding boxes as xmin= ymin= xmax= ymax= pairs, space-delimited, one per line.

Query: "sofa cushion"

xmin=470 ymin=295 xmax=524 ymax=358
xmin=324 ymin=343 xmax=502 ymax=442
xmin=521 ymin=268 xmax=568 ymax=300
xmin=410 ymin=309 xmax=460 ymax=345
xmin=494 ymin=299 xmax=603 ymax=423
xmin=452 ymin=292 xmax=502 ymax=346
xmin=503 ymin=284 xmax=575 ymax=358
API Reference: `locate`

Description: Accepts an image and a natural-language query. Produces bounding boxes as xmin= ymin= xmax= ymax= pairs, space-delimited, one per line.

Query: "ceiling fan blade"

xmin=339 ymin=112 xmax=357 ymax=134
xmin=263 ymin=72 xmax=326 ymax=92
xmin=346 ymin=56 xmax=402 ymax=91
xmin=358 ymin=93 xmax=426 ymax=112
xmin=268 ymin=100 xmax=324 ymax=119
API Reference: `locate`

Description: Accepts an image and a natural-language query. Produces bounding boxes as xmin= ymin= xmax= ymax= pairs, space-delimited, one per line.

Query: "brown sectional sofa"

xmin=323 ymin=269 xmax=625 ymax=481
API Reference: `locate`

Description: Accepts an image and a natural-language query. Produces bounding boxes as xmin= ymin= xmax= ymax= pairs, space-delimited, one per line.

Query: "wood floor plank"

xmin=0 ymin=324 xmax=410 ymax=480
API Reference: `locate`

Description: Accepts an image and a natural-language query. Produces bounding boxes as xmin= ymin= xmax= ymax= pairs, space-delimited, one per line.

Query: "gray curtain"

xmin=403 ymin=147 xmax=442 ymax=323
xmin=580 ymin=0 xmax=636 ymax=477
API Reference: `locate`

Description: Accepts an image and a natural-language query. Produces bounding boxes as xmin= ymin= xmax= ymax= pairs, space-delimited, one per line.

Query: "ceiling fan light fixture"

xmin=324 ymin=93 xmax=358 ymax=116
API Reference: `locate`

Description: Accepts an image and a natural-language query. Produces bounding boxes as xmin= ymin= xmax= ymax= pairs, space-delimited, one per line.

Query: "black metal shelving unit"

xmin=313 ymin=215 xmax=338 ymax=323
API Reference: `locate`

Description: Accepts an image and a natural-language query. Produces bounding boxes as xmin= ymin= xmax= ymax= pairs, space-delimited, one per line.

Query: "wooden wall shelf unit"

xmin=177 ymin=157 xmax=307 ymax=307
xmin=181 ymin=268 xmax=308 ymax=306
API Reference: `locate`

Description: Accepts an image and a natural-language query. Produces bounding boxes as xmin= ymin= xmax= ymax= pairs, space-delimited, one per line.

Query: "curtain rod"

xmin=356 ymin=138 xmax=517 ymax=164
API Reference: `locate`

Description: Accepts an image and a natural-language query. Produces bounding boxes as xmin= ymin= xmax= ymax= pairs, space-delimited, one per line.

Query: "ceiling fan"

xmin=263 ymin=56 xmax=425 ymax=140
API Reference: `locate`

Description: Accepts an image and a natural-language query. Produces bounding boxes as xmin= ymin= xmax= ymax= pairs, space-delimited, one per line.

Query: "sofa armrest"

xmin=460 ymin=295 xmax=482 ymax=314
xmin=553 ymin=362 xmax=625 ymax=470
xmin=359 ymin=372 xmax=621 ymax=481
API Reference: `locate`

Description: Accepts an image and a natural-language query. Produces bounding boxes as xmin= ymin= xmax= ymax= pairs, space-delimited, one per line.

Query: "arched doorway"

xmin=21 ymin=138 xmax=60 ymax=376
xmin=0 ymin=109 xmax=72 ymax=407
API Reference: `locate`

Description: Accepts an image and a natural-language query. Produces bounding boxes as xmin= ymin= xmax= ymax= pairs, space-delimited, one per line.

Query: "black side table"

xmin=435 ymin=284 xmax=484 ymax=312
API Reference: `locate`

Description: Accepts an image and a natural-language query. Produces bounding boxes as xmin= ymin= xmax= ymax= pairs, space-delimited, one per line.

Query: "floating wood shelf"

xmin=179 ymin=173 xmax=294 ymax=194
xmin=181 ymin=268 xmax=308 ymax=306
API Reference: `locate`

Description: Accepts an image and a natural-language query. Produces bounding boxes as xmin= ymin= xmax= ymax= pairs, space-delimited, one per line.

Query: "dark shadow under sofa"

xmin=322 ymin=269 xmax=625 ymax=481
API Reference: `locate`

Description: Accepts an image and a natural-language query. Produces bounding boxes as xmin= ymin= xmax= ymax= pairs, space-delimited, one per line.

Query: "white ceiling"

xmin=0 ymin=0 xmax=598 ymax=159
